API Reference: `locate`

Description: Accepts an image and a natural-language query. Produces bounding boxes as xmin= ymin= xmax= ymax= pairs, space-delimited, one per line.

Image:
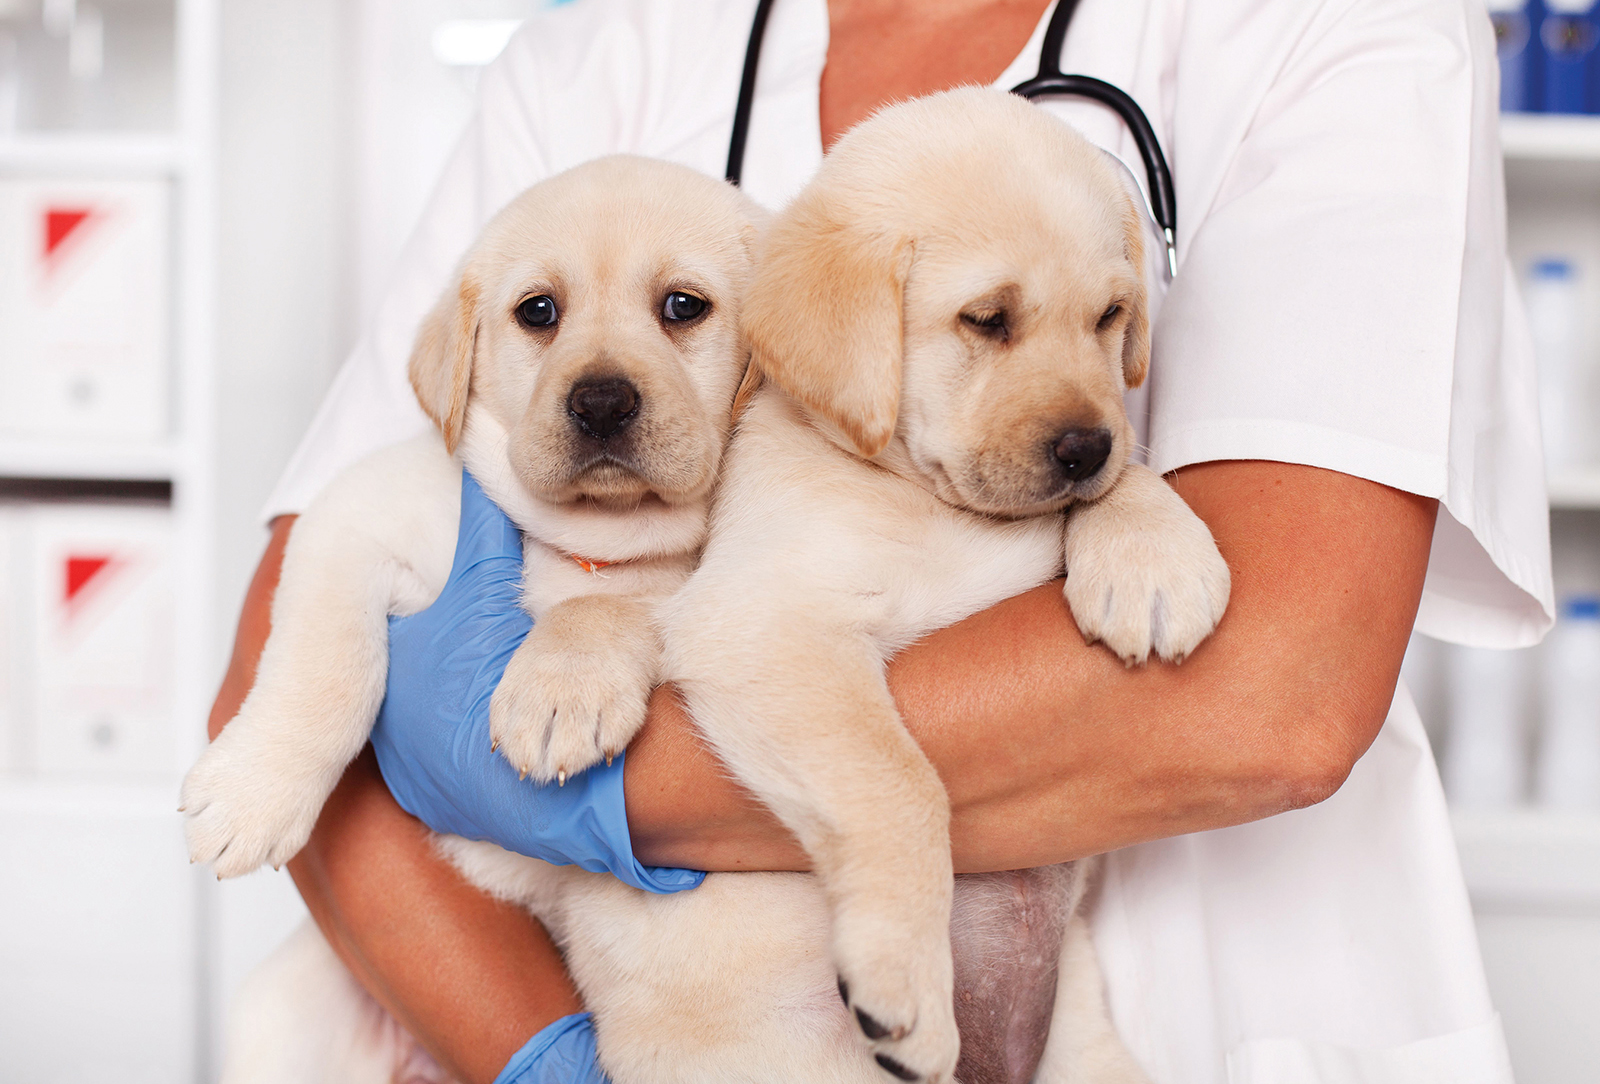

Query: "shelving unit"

xmin=0 ymin=0 xmax=217 ymax=1079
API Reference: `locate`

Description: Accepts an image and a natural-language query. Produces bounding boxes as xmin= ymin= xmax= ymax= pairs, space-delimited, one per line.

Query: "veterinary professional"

xmin=209 ymin=0 xmax=1550 ymax=1081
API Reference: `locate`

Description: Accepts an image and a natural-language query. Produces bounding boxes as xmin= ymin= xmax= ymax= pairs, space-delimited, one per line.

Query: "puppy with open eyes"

xmin=179 ymin=155 xmax=765 ymax=1079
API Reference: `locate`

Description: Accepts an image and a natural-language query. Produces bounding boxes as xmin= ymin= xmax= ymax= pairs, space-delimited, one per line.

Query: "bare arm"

xmin=208 ymin=517 xmax=583 ymax=1084
xmin=624 ymin=460 xmax=1438 ymax=872
xmin=210 ymin=459 xmax=1434 ymax=1075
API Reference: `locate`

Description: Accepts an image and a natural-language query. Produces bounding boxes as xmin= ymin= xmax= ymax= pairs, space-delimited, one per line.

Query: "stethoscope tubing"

xmin=725 ymin=0 xmax=1178 ymax=278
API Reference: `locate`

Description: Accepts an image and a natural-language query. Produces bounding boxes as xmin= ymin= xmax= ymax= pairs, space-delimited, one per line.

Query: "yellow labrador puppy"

xmin=659 ymin=87 xmax=1230 ymax=1082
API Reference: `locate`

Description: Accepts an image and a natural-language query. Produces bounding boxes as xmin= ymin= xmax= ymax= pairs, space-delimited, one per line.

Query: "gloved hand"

xmin=371 ymin=468 xmax=703 ymax=894
xmin=494 ymin=1014 xmax=611 ymax=1084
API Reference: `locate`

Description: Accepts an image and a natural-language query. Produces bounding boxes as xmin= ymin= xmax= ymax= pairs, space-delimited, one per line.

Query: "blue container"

xmin=1542 ymin=0 xmax=1600 ymax=113
xmin=1493 ymin=0 xmax=1541 ymax=111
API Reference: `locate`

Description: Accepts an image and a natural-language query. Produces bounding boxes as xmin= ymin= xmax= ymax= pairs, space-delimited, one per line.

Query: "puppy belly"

xmin=559 ymin=871 xmax=883 ymax=1084
xmin=951 ymin=866 xmax=1079 ymax=1084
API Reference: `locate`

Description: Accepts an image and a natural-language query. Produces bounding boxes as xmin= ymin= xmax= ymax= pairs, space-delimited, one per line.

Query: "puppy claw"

xmin=604 ymin=752 xmax=614 ymax=768
xmin=557 ymin=768 xmax=567 ymax=787
xmin=490 ymin=738 xmax=499 ymax=753
xmin=875 ymin=1054 xmax=920 ymax=1082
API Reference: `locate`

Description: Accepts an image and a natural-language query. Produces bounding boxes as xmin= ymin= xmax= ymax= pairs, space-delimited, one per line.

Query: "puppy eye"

xmin=662 ymin=291 xmax=708 ymax=322
xmin=960 ymin=310 xmax=1008 ymax=340
xmin=1097 ymin=303 xmax=1122 ymax=330
xmin=517 ymin=295 xmax=558 ymax=329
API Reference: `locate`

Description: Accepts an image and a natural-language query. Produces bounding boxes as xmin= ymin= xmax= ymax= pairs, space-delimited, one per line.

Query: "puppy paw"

xmin=180 ymin=717 xmax=332 ymax=879
xmin=833 ymin=910 xmax=961 ymax=1083
xmin=1064 ymin=463 xmax=1230 ymax=665
xmin=489 ymin=595 xmax=658 ymax=785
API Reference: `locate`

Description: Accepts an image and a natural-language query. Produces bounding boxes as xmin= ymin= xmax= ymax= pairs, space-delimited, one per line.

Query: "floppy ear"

xmin=408 ymin=271 xmax=480 ymax=453
xmin=742 ymin=188 xmax=910 ymax=458
xmin=1118 ymin=201 xmax=1151 ymax=390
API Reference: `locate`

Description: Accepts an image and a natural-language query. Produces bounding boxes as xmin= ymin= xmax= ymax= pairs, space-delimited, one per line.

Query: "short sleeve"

xmin=259 ymin=37 xmax=553 ymax=521
xmin=1148 ymin=0 xmax=1552 ymax=647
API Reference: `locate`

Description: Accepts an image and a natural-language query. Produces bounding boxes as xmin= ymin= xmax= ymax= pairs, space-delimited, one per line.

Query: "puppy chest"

xmin=520 ymin=543 xmax=690 ymax=618
xmin=875 ymin=513 xmax=1066 ymax=645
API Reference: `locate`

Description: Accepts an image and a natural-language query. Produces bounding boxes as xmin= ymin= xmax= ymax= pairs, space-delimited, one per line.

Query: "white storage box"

xmin=28 ymin=503 xmax=174 ymax=779
xmin=0 ymin=179 xmax=171 ymax=440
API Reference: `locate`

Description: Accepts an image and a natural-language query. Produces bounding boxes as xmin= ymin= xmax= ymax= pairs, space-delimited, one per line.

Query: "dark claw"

xmin=855 ymin=1007 xmax=890 ymax=1040
xmin=837 ymin=977 xmax=849 ymax=1006
xmin=874 ymin=1054 xmax=919 ymax=1081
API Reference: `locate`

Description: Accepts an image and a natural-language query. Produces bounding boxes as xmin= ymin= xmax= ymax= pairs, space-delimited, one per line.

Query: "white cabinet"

xmin=1423 ymin=111 xmax=1600 ymax=1084
xmin=0 ymin=0 xmax=217 ymax=1079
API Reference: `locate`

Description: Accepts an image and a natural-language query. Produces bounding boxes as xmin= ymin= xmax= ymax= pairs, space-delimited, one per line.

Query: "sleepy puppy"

xmin=658 ymin=87 xmax=1231 ymax=1083
xmin=179 ymin=154 xmax=758 ymax=921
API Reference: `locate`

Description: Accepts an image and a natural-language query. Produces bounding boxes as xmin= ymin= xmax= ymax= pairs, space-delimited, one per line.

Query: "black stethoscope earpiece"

xmin=726 ymin=0 xmax=1178 ymax=278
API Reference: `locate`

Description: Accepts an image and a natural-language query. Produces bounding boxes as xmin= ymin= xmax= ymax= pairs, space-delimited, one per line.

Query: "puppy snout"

xmin=1051 ymin=427 xmax=1112 ymax=482
xmin=568 ymin=377 xmax=640 ymax=440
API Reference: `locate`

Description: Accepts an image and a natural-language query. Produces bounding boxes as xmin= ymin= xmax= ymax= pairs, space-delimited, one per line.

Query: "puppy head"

xmin=743 ymin=87 xmax=1149 ymax=518
xmin=409 ymin=155 xmax=762 ymax=508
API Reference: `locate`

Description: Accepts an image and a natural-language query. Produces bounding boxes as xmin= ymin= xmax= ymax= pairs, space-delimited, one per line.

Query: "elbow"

xmin=1241 ymin=700 xmax=1385 ymax=817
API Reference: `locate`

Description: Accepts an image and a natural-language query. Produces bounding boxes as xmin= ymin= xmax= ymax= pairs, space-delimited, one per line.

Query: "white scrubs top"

xmin=264 ymin=1 xmax=1552 ymax=1081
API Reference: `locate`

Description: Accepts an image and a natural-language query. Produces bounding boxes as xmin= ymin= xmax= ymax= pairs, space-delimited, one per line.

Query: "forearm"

xmin=625 ymin=460 xmax=1437 ymax=872
xmin=210 ymin=517 xmax=582 ymax=1084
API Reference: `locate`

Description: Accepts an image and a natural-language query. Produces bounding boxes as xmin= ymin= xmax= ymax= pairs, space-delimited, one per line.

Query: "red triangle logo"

xmin=45 ymin=208 xmax=93 ymax=261
xmin=65 ymin=555 xmax=112 ymax=605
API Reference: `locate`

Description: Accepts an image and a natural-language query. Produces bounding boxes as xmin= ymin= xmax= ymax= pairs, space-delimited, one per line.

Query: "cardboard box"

xmin=29 ymin=503 xmax=174 ymax=779
xmin=0 ymin=179 xmax=170 ymax=440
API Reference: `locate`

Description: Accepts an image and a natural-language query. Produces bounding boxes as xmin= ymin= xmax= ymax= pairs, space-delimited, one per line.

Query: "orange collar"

xmin=570 ymin=554 xmax=615 ymax=574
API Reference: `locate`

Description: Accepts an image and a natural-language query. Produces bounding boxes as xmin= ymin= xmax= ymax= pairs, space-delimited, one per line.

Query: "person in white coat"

xmin=208 ymin=1 xmax=1551 ymax=1082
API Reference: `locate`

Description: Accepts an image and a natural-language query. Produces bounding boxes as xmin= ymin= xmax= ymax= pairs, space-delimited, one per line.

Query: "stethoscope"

xmin=724 ymin=0 xmax=1179 ymax=278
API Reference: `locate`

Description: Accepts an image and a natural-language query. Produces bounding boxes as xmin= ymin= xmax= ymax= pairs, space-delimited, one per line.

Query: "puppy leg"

xmin=1032 ymin=916 xmax=1150 ymax=1084
xmin=673 ymin=618 xmax=960 ymax=1084
xmin=183 ymin=520 xmax=409 ymax=877
xmin=490 ymin=593 xmax=659 ymax=784
xmin=1063 ymin=462 xmax=1230 ymax=666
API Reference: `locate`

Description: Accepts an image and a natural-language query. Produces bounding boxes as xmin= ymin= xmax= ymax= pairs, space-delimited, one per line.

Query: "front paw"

xmin=181 ymin=719 xmax=328 ymax=878
xmin=489 ymin=616 xmax=655 ymax=785
xmin=1064 ymin=464 xmax=1230 ymax=665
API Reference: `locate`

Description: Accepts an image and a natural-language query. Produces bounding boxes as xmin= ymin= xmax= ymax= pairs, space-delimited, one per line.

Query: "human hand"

xmin=371 ymin=468 xmax=703 ymax=894
xmin=494 ymin=1014 xmax=610 ymax=1084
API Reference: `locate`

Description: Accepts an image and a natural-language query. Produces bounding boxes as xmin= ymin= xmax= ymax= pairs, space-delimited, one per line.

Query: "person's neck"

xmin=819 ymin=0 xmax=1052 ymax=149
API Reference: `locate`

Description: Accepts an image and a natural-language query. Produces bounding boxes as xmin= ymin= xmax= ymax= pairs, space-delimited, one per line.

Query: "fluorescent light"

xmin=431 ymin=19 xmax=523 ymax=67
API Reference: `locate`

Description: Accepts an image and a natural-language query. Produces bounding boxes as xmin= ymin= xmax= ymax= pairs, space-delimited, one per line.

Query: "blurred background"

xmin=0 ymin=0 xmax=1597 ymax=1080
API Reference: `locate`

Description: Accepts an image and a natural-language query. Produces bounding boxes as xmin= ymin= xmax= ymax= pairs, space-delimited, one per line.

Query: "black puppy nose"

xmin=1052 ymin=427 xmax=1113 ymax=482
xmin=568 ymin=378 xmax=640 ymax=440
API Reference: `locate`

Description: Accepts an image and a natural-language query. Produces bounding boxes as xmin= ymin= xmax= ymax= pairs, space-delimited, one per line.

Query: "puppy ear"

xmin=742 ymin=189 xmax=910 ymax=458
xmin=1118 ymin=202 xmax=1151 ymax=390
xmin=408 ymin=272 xmax=480 ymax=453
xmin=729 ymin=357 xmax=764 ymax=426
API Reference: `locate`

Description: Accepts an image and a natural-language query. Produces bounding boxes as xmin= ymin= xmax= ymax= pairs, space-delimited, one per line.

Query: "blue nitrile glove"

xmin=493 ymin=1014 xmax=611 ymax=1084
xmin=371 ymin=468 xmax=703 ymax=894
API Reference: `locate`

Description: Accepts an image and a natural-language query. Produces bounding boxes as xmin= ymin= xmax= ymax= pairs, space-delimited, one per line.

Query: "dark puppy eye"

xmin=961 ymin=310 xmax=1009 ymax=340
xmin=517 ymin=295 xmax=558 ymax=329
xmin=1098 ymin=303 xmax=1122 ymax=330
xmin=662 ymin=291 xmax=708 ymax=322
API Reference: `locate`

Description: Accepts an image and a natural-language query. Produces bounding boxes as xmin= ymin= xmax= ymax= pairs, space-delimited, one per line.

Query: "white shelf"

xmin=1501 ymin=114 xmax=1600 ymax=162
xmin=1453 ymin=809 xmax=1600 ymax=909
xmin=1547 ymin=468 xmax=1600 ymax=510
xmin=0 ymin=133 xmax=185 ymax=175
xmin=0 ymin=436 xmax=179 ymax=483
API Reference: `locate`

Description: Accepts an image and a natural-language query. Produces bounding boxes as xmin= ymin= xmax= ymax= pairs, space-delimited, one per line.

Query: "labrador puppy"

xmin=656 ymin=87 xmax=1230 ymax=1083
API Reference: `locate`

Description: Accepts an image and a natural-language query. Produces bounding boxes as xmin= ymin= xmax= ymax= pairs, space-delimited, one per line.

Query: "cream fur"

xmin=190 ymin=91 xmax=1227 ymax=1084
